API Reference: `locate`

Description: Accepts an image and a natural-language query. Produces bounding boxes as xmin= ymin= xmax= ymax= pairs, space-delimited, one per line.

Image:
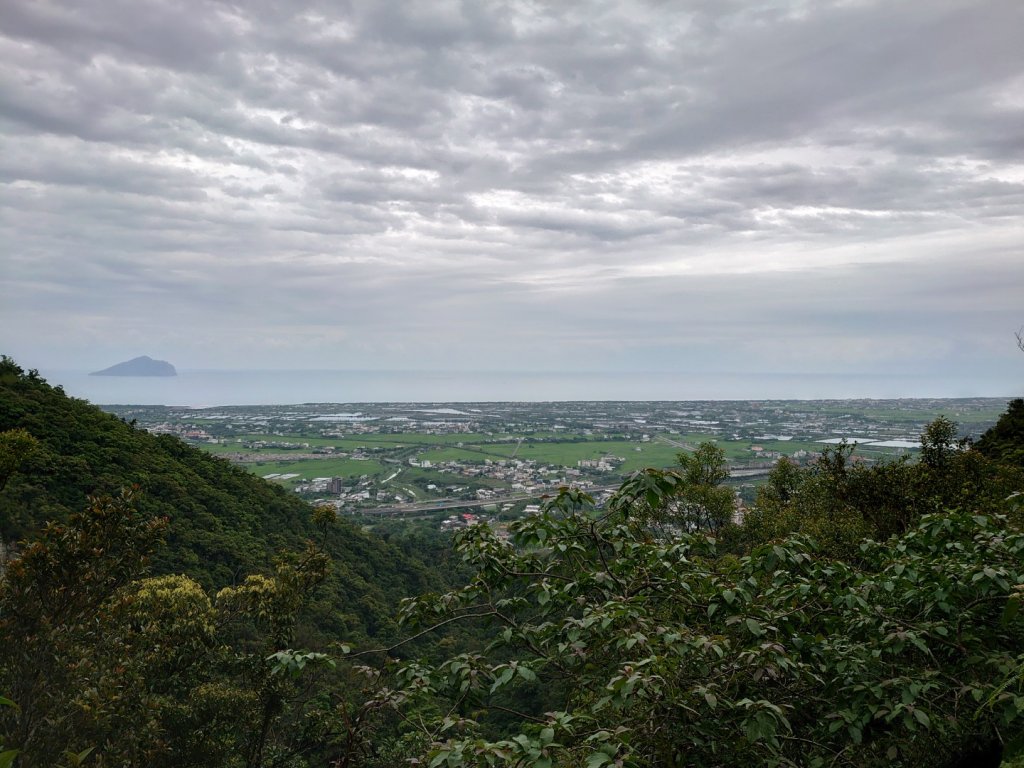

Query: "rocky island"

xmin=90 ymin=355 xmax=177 ymax=377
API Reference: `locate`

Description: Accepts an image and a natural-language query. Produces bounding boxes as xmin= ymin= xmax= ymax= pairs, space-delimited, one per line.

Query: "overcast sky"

xmin=1 ymin=0 xmax=1022 ymax=395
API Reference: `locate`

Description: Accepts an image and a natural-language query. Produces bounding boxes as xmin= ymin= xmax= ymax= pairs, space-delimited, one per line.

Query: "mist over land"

xmin=42 ymin=366 xmax=1019 ymax=407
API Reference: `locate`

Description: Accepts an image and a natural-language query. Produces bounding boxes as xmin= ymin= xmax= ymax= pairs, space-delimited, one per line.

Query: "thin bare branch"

xmin=348 ymin=609 xmax=497 ymax=658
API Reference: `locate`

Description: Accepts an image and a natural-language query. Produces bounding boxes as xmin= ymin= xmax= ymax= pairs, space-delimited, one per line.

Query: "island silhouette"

xmin=90 ymin=356 xmax=177 ymax=377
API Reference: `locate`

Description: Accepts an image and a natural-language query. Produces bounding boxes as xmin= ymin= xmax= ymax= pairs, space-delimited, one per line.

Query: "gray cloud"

xmin=1 ymin=0 xmax=1022 ymax=395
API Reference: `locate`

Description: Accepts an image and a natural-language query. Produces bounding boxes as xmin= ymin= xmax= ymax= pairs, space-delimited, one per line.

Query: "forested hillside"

xmin=976 ymin=398 xmax=1024 ymax=469
xmin=0 ymin=357 xmax=435 ymax=642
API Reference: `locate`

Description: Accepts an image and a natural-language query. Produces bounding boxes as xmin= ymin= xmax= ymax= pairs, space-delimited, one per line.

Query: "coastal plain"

xmin=103 ymin=398 xmax=1011 ymax=519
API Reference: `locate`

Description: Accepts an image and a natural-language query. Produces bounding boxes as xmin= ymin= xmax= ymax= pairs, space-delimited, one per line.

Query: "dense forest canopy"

xmin=976 ymin=398 xmax=1024 ymax=469
xmin=1 ymin=356 xmax=1023 ymax=767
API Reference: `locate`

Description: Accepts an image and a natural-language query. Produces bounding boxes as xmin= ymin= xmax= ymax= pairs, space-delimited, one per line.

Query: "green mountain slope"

xmin=976 ymin=397 xmax=1024 ymax=469
xmin=0 ymin=357 xmax=434 ymax=642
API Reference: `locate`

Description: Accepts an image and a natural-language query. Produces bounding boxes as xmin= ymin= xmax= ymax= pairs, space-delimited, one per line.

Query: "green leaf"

xmin=745 ymin=618 xmax=764 ymax=637
xmin=0 ymin=749 xmax=19 ymax=768
xmin=1002 ymin=595 xmax=1021 ymax=625
xmin=1002 ymin=728 xmax=1024 ymax=758
xmin=491 ymin=667 xmax=515 ymax=693
xmin=585 ymin=753 xmax=612 ymax=768
xmin=62 ymin=746 xmax=95 ymax=767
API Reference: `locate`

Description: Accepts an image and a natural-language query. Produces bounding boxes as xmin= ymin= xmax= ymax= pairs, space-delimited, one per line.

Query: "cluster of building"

xmin=440 ymin=511 xmax=495 ymax=531
xmin=577 ymin=457 xmax=621 ymax=471
xmin=426 ymin=455 xmax=623 ymax=496
xmin=146 ymin=423 xmax=214 ymax=441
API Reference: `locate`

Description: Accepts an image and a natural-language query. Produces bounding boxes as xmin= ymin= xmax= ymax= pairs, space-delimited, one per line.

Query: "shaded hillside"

xmin=976 ymin=397 xmax=1024 ymax=469
xmin=0 ymin=357 xmax=434 ymax=642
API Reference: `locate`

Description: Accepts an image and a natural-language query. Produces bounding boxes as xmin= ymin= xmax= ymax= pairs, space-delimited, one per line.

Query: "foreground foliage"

xmin=0 ymin=487 xmax=344 ymax=767
xmin=390 ymin=470 xmax=1024 ymax=768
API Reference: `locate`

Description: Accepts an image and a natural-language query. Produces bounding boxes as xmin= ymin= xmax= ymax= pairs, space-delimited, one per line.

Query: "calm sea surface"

xmin=36 ymin=369 xmax=1015 ymax=407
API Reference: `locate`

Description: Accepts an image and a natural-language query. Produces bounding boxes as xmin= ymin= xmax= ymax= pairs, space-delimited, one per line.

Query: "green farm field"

xmin=792 ymin=403 xmax=1009 ymax=425
xmin=419 ymin=439 xmax=686 ymax=471
xmin=246 ymin=457 xmax=389 ymax=485
xmin=209 ymin=432 xmax=542 ymax=452
xmin=209 ymin=428 xmax=914 ymax=494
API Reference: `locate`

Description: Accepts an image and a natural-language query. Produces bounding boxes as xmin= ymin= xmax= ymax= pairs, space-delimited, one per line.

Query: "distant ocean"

xmin=36 ymin=369 xmax=1017 ymax=407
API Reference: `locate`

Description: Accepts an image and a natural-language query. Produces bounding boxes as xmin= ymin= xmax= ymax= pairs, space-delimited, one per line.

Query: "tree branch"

xmin=348 ymin=609 xmax=498 ymax=658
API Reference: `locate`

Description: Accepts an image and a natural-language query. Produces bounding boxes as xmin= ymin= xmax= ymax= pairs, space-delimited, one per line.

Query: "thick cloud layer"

xmin=2 ymin=0 xmax=1022 ymax=395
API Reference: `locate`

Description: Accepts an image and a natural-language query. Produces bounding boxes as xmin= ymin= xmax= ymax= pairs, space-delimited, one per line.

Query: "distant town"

xmin=102 ymin=398 xmax=1011 ymax=530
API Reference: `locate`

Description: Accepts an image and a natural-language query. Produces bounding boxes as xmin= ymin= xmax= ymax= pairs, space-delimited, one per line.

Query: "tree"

xmin=214 ymin=536 xmax=332 ymax=768
xmin=0 ymin=490 xmax=342 ymax=768
xmin=975 ymin=399 xmax=1024 ymax=469
xmin=670 ymin=442 xmax=735 ymax=533
xmin=0 ymin=429 xmax=37 ymax=494
xmin=0 ymin=488 xmax=167 ymax=765
xmin=391 ymin=476 xmax=1024 ymax=768
xmin=742 ymin=441 xmax=875 ymax=560
xmin=740 ymin=456 xmax=807 ymax=549
xmin=740 ymin=420 xmax=1024 ymax=560
xmin=760 ymin=456 xmax=803 ymax=507
xmin=920 ymin=416 xmax=961 ymax=471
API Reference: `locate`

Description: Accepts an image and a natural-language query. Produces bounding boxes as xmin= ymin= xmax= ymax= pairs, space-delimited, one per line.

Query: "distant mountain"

xmin=90 ymin=355 xmax=177 ymax=377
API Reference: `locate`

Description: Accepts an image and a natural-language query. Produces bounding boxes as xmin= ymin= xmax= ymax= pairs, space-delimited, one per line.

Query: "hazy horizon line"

xmin=44 ymin=366 xmax=1014 ymax=380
